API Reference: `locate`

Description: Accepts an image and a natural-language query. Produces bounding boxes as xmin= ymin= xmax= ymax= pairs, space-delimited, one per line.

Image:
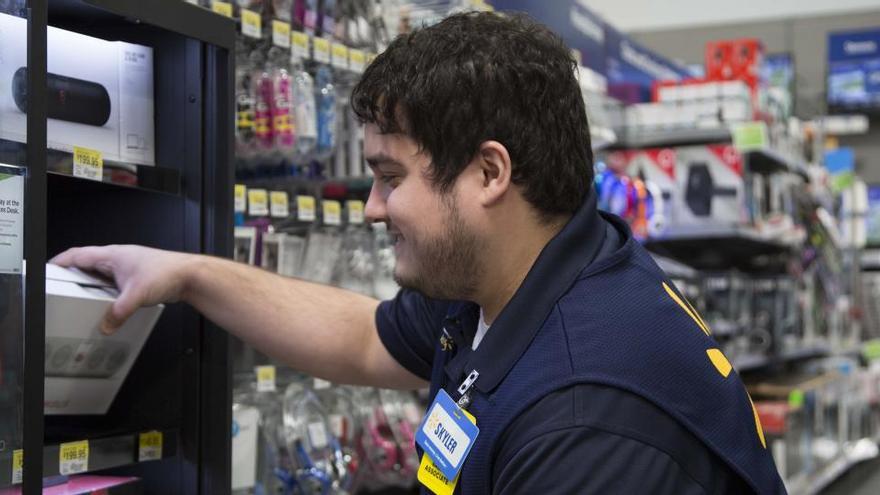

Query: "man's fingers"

xmin=51 ymin=246 xmax=117 ymax=278
xmin=101 ymin=286 xmax=141 ymax=334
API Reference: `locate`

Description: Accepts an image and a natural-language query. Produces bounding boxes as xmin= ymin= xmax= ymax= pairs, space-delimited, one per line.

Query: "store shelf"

xmin=861 ymin=249 xmax=880 ymax=271
xmin=786 ymin=439 xmax=880 ymax=495
xmin=651 ymin=253 xmax=700 ymax=279
xmin=0 ymin=143 xmax=181 ymax=198
xmin=591 ymin=126 xmax=618 ymax=151
xmin=733 ymin=345 xmax=831 ymax=373
xmin=0 ymin=429 xmax=177 ymax=486
xmin=746 ymin=147 xmax=802 ymax=175
xmin=49 ymin=0 xmax=234 ymax=50
xmin=644 ymin=224 xmax=795 ymax=272
xmin=611 ymin=126 xmax=732 ymax=149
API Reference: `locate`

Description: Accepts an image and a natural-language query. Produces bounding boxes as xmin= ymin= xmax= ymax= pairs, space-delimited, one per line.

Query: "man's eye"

xmin=380 ymin=175 xmax=401 ymax=187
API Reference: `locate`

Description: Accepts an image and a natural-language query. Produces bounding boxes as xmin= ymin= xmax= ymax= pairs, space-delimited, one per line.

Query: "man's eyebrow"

xmin=365 ymin=154 xmax=404 ymax=168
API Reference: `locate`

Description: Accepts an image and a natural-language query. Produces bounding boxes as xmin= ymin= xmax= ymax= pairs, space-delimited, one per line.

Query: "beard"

xmin=392 ymin=196 xmax=484 ymax=301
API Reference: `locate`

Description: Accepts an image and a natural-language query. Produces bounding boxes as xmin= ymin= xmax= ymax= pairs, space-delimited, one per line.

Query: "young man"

xmin=54 ymin=12 xmax=785 ymax=494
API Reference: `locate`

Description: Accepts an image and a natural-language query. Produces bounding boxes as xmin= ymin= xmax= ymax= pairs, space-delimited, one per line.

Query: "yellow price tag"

xmin=72 ymin=146 xmax=103 ymax=182
xmin=248 ymin=189 xmax=269 ymax=217
xmin=241 ymin=9 xmax=262 ymax=38
xmin=291 ymin=31 xmax=310 ymax=60
xmin=272 ymin=20 xmax=291 ymax=47
xmin=297 ymin=195 xmax=316 ymax=222
xmin=331 ymin=42 xmax=349 ymax=70
xmin=138 ymin=431 xmax=163 ymax=462
xmin=346 ymin=200 xmax=365 ymax=224
xmin=270 ymin=191 xmax=290 ymax=218
xmin=255 ymin=365 xmax=276 ymax=392
xmin=211 ymin=1 xmax=232 ymax=17
xmin=59 ymin=440 xmax=89 ymax=475
xmin=323 ymin=200 xmax=342 ymax=225
xmin=366 ymin=52 xmax=377 ymax=66
xmin=12 ymin=449 xmax=23 ymax=484
xmin=234 ymin=184 xmax=247 ymax=213
xmin=313 ymin=37 xmax=331 ymax=64
xmin=349 ymin=49 xmax=366 ymax=73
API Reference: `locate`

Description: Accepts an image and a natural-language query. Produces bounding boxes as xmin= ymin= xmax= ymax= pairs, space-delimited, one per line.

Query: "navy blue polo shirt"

xmin=376 ymin=204 xmax=754 ymax=493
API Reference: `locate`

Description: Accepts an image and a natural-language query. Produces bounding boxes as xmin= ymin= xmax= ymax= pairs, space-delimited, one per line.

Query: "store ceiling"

xmin=585 ymin=0 xmax=880 ymax=32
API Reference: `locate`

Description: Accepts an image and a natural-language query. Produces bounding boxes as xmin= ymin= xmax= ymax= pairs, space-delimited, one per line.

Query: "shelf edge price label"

xmin=323 ymin=200 xmax=342 ymax=225
xmin=211 ymin=1 xmax=233 ymax=17
xmin=72 ymin=146 xmax=103 ymax=182
xmin=365 ymin=52 xmax=377 ymax=66
xmin=346 ymin=200 xmax=365 ymax=224
xmin=313 ymin=37 xmax=331 ymax=64
xmin=349 ymin=49 xmax=366 ymax=73
xmin=255 ymin=365 xmax=276 ymax=392
xmin=248 ymin=189 xmax=269 ymax=217
xmin=234 ymin=184 xmax=247 ymax=213
xmin=12 ymin=449 xmax=23 ymax=484
xmin=270 ymin=191 xmax=290 ymax=218
xmin=291 ymin=31 xmax=311 ymax=61
xmin=297 ymin=195 xmax=316 ymax=222
xmin=331 ymin=42 xmax=349 ymax=70
xmin=59 ymin=440 xmax=89 ymax=475
xmin=272 ymin=20 xmax=291 ymax=48
xmin=732 ymin=122 xmax=769 ymax=152
xmin=138 ymin=431 xmax=163 ymax=462
xmin=241 ymin=9 xmax=262 ymax=39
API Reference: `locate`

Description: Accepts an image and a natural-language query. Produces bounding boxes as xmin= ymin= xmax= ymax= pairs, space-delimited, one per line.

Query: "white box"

xmin=696 ymin=82 xmax=720 ymax=100
xmin=625 ymin=105 xmax=644 ymax=129
xmin=658 ymin=85 xmax=680 ymax=103
xmin=45 ymin=264 xmax=163 ymax=415
xmin=680 ymin=84 xmax=699 ymax=103
xmin=720 ymin=80 xmax=750 ymax=100
xmin=673 ymin=144 xmax=748 ymax=226
xmin=720 ymin=98 xmax=752 ymax=123
xmin=0 ymin=13 xmax=154 ymax=165
xmin=695 ymin=101 xmax=721 ymax=128
xmin=678 ymin=101 xmax=696 ymax=127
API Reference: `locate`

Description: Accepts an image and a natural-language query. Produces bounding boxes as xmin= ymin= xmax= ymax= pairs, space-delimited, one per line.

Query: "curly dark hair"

xmin=351 ymin=11 xmax=594 ymax=220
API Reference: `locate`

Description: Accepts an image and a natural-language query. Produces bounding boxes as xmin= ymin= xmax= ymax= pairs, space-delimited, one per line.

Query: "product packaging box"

xmin=622 ymin=148 xmax=678 ymax=229
xmin=45 ymin=264 xmax=163 ymax=415
xmin=0 ymin=13 xmax=154 ymax=165
xmin=673 ymin=144 xmax=748 ymax=226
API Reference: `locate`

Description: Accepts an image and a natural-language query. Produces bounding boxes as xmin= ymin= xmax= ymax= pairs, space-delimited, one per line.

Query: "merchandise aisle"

xmin=2 ymin=0 xmax=879 ymax=493
xmin=1 ymin=0 xmax=236 ymax=493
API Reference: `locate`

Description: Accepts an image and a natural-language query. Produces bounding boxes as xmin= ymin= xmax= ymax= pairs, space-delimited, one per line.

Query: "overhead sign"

xmin=828 ymin=28 xmax=880 ymax=110
xmin=603 ymin=22 xmax=689 ymax=87
xmin=489 ymin=0 xmax=607 ymax=75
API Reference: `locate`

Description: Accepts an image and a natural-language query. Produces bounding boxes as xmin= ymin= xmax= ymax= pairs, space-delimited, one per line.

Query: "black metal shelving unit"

xmin=2 ymin=1 xmax=235 ymax=493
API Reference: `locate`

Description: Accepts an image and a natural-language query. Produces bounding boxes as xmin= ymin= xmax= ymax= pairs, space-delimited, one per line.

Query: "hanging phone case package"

xmin=0 ymin=12 xmax=155 ymax=165
xmin=44 ymin=264 xmax=163 ymax=415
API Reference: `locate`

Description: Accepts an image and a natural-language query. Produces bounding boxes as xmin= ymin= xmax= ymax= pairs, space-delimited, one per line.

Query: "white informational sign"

xmin=232 ymin=406 xmax=260 ymax=491
xmin=0 ymin=165 xmax=24 ymax=275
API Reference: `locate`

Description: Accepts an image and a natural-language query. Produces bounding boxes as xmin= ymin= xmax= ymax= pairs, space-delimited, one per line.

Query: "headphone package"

xmin=0 ymin=12 xmax=155 ymax=166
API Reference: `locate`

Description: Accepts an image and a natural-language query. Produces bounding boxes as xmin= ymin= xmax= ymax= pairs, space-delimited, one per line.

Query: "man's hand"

xmin=51 ymin=244 xmax=426 ymax=389
xmin=51 ymin=245 xmax=197 ymax=334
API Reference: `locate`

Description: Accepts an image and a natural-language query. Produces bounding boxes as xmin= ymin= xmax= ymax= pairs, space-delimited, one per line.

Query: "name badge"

xmin=415 ymin=389 xmax=479 ymax=481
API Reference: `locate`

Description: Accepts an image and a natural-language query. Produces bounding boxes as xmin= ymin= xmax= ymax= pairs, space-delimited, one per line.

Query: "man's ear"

xmin=477 ymin=140 xmax=512 ymax=206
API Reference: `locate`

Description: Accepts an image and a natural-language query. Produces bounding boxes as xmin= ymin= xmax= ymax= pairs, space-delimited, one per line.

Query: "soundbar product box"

xmin=45 ymin=264 xmax=163 ymax=415
xmin=0 ymin=13 xmax=154 ymax=165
